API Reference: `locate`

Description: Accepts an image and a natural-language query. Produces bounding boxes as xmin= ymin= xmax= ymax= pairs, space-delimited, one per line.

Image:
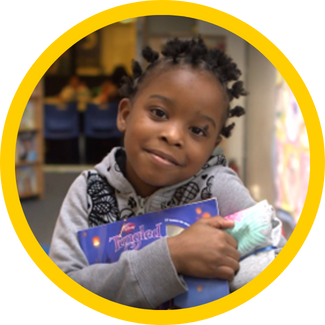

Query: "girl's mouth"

xmin=145 ymin=149 xmax=181 ymax=167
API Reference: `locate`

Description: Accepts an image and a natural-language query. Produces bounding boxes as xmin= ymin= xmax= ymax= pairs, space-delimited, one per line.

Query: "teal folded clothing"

xmin=225 ymin=200 xmax=277 ymax=257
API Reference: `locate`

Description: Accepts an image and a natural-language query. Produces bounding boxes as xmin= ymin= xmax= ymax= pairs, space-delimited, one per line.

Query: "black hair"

xmin=110 ymin=65 xmax=129 ymax=87
xmin=120 ymin=37 xmax=247 ymax=138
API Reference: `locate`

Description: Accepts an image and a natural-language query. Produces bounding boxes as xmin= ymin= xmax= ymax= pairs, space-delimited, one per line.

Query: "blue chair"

xmin=84 ymin=101 xmax=122 ymax=139
xmin=40 ymin=244 xmax=50 ymax=255
xmin=44 ymin=102 xmax=80 ymax=164
xmin=44 ymin=102 xmax=79 ymax=140
xmin=84 ymin=101 xmax=123 ymax=164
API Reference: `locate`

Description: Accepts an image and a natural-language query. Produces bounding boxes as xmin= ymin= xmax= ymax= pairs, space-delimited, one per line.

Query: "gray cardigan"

xmin=49 ymin=147 xmax=285 ymax=308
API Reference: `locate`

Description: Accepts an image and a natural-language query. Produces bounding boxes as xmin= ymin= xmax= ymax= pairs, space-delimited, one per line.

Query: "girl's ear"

xmin=117 ymin=98 xmax=132 ymax=132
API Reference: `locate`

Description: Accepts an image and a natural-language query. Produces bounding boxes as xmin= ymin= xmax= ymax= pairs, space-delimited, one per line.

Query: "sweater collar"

xmin=94 ymin=147 xmax=227 ymax=199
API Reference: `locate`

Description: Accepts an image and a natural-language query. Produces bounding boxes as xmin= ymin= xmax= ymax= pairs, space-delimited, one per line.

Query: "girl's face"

xmin=117 ymin=67 xmax=227 ymax=197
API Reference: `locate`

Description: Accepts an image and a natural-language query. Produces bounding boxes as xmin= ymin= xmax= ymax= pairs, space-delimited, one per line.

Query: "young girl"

xmin=49 ymin=37 xmax=285 ymax=309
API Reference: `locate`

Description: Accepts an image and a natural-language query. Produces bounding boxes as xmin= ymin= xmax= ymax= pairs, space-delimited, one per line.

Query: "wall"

xmin=245 ymin=44 xmax=276 ymax=204
xmin=146 ymin=16 xmax=196 ymax=35
xmin=100 ymin=21 xmax=137 ymax=75
xmin=100 ymin=16 xmax=195 ymax=74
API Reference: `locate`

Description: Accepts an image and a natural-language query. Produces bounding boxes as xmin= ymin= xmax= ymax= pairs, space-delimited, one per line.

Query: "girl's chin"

xmin=139 ymin=177 xmax=185 ymax=189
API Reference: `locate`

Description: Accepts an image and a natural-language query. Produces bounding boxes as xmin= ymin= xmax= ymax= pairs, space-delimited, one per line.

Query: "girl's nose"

xmin=160 ymin=123 xmax=184 ymax=147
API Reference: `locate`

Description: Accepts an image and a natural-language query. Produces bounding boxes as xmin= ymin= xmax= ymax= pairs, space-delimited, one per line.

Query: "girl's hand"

xmin=167 ymin=216 xmax=240 ymax=281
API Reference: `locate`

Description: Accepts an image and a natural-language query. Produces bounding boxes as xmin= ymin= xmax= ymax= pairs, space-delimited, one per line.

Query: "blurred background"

xmin=16 ymin=16 xmax=309 ymax=250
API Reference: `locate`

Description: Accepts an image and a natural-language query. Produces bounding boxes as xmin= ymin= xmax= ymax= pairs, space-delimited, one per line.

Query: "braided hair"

xmin=120 ymin=37 xmax=247 ymax=138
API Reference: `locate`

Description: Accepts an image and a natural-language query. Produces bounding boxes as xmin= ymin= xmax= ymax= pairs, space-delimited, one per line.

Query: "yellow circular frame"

xmin=0 ymin=0 xmax=318 ymax=324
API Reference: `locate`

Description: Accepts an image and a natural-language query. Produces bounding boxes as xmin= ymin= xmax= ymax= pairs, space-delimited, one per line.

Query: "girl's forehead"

xmin=133 ymin=67 xmax=228 ymax=126
xmin=138 ymin=66 xmax=223 ymax=97
xmin=136 ymin=67 xmax=227 ymax=109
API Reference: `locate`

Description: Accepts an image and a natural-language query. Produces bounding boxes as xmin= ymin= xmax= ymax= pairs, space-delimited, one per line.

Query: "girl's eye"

xmin=151 ymin=108 xmax=167 ymax=119
xmin=190 ymin=126 xmax=206 ymax=136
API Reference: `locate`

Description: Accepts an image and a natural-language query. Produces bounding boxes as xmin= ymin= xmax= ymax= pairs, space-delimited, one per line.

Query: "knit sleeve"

xmin=211 ymin=166 xmax=256 ymax=216
xmin=49 ymin=173 xmax=187 ymax=308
